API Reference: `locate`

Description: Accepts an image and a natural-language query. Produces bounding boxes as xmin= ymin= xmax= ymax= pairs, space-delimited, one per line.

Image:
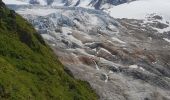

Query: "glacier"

xmin=3 ymin=0 xmax=170 ymax=100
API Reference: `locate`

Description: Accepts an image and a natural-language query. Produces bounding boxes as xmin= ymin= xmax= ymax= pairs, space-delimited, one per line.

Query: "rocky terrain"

xmin=6 ymin=4 xmax=170 ymax=100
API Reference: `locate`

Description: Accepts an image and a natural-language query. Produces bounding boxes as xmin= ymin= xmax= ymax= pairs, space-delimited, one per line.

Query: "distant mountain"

xmin=3 ymin=0 xmax=134 ymax=9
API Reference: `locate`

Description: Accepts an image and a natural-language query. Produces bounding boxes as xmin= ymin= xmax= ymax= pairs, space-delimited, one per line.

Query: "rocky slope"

xmin=0 ymin=1 xmax=98 ymax=100
xmin=7 ymin=4 xmax=170 ymax=100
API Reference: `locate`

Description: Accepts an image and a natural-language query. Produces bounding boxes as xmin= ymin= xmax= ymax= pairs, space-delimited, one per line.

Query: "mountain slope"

xmin=10 ymin=5 xmax=170 ymax=100
xmin=0 ymin=1 xmax=98 ymax=100
xmin=3 ymin=0 xmax=170 ymax=100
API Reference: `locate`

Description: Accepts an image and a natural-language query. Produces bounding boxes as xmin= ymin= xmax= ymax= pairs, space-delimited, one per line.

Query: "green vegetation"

xmin=0 ymin=1 xmax=98 ymax=100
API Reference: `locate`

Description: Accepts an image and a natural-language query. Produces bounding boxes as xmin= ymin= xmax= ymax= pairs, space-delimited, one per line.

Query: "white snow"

xmin=152 ymin=26 xmax=170 ymax=33
xmin=129 ymin=65 xmax=145 ymax=71
xmin=139 ymin=67 xmax=145 ymax=71
xmin=3 ymin=0 xmax=28 ymax=5
xmin=2 ymin=0 xmax=47 ymax=5
xmin=101 ymin=3 xmax=112 ymax=9
xmin=142 ymin=15 xmax=170 ymax=33
xmin=107 ymin=0 xmax=170 ymax=21
xmin=107 ymin=24 xmax=117 ymax=31
xmin=16 ymin=8 xmax=57 ymax=16
xmin=163 ymin=38 xmax=170 ymax=43
xmin=129 ymin=65 xmax=138 ymax=69
xmin=52 ymin=2 xmax=64 ymax=6
xmin=106 ymin=0 xmax=170 ymax=33
xmin=158 ymin=25 xmax=170 ymax=33
xmin=88 ymin=14 xmax=99 ymax=26
xmin=69 ymin=0 xmax=79 ymax=6
xmin=36 ymin=0 xmax=47 ymax=5
xmin=51 ymin=44 xmax=56 ymax=46
xmin=4 ymin=0 xmax=170 ymax=22
xmin=78 ymin=0 xmax=92 ymax=8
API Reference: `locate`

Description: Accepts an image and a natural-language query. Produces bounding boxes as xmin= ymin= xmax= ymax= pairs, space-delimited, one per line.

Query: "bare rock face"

xmin=8 ymin=5 xmax=170 ymax=100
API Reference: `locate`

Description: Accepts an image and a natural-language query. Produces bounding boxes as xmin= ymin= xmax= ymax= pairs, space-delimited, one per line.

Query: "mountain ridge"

xmin=3 ymin=0 xmax=134 ymax=9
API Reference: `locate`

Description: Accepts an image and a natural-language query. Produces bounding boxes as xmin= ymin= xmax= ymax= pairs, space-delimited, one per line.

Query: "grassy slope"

xmin=0 ymin=1 xmax=98 ymax=100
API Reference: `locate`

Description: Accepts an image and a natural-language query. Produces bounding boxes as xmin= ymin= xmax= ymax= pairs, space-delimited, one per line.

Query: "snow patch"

xmin=16 ymin=8 xmax=57 ymax=16
xmin=129 ymin=65 xmax=145 ymax=71
xmin=3 ymin=0 xmax=28 ymax=5
xmin=163 ymin=38 xmax=170 ymax=43
xmin=129 ymin=65 xmax=138 ymax=69
xmin=107 ymin=0 xmax=170 ymax=21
